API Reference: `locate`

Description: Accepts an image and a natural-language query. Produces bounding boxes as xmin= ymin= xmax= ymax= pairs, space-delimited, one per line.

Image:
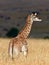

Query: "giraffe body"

xmin=8 ymin=36 xmax=28 ymax=59
xmin=8 ymin=13 xmax=42 ymax=59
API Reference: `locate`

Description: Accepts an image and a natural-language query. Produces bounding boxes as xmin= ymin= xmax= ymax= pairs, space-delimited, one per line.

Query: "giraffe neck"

xmin=17 ymin=15 xmax=33 ymax=39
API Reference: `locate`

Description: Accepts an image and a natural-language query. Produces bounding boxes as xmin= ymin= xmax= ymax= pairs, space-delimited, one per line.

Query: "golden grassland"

xmin=0 ymin=38 xmax=49 ymax=65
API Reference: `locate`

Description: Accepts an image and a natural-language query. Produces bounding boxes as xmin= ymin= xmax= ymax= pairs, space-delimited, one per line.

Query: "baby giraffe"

xmin=8 ymin=13 xmax=42 ymax=59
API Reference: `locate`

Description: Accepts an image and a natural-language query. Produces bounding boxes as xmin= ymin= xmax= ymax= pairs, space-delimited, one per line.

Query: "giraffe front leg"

xmin=23 ymin=40 xmax=28 ymax=57
xmin=23 ymin=51 xmax=28 ymax=58
xmin=21 ymin=45 xmax=28 ymax=57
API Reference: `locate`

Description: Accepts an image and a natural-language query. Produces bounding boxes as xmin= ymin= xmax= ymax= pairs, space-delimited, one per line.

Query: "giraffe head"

xmin=30 ymin=13 xmax=42 ymax=22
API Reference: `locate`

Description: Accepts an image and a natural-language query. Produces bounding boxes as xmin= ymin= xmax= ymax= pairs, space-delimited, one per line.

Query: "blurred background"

xmin=0 ymin=0 xmax=49 ymax=38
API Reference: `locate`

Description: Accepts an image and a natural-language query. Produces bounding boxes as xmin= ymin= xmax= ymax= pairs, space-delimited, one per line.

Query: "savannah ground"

xmin=0 ymin=6 xmax=49 ymax=65
xmin=0 ymin=38 xmax=49 ymax=65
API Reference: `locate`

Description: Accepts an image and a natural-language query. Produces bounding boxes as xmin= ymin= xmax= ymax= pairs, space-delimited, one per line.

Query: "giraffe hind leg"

xmin=13 ymin=46 xmax=20 ymax=58
xmin=8 ymin=42 xmax=14 ymax=59
xmin=8 ymin=42 xmax=20 ymax=59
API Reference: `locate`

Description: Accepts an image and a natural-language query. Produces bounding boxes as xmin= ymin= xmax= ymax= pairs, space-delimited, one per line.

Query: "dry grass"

xmin=0 ymin=38 xmax=49 ymax=65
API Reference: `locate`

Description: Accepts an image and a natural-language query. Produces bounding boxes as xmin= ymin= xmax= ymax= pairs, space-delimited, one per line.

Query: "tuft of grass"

xmin=6 ymin=27 xmax=19 ymax=38
xmin=44 ymin=36 xmax=49 ymax=39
